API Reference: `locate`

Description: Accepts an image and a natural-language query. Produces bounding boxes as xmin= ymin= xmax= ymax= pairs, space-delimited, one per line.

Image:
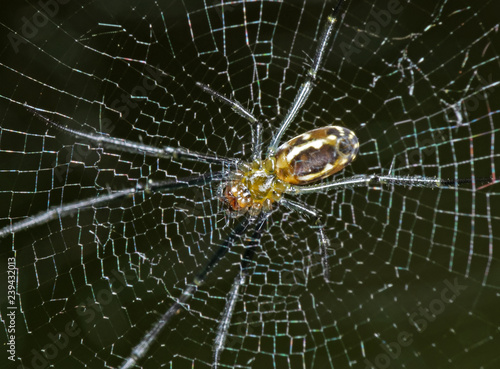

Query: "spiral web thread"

xmin=0 ymin=1 xmax=499 ymax=368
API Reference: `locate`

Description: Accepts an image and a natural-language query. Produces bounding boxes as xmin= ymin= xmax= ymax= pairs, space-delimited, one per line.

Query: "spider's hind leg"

xmin=118 ymin=214 xmax=254 ymax=369
xmin=212 ymin=212 xmax=269 ymax=368
xmin=280 ymin=198 xmax=331 ymax=283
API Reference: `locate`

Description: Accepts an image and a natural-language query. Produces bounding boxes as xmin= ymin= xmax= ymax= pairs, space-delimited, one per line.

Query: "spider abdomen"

xmin=275 ymin=126 xmax=359 ymax=185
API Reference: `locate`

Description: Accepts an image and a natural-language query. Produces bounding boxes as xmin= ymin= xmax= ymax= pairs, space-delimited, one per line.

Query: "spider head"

xmin=222 ymin=180 xmax=253 ymax=214
xmin=221 ymin=159 xmax=289 ymax=216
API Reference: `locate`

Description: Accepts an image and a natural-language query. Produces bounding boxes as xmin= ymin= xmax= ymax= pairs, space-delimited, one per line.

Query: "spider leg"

xmin=267 ymin=0 xmax=346 ymax=155
xmin=196 ymin=82 xmax=263 ymax=161
xmin=251 ymin=120 xmax=263 ymax=162
xmin=147 ymin=171 xmax=228 ymax=192
xmin=286 ymin=174 xmax=491 ymax=195
xmin=280 ymin=198 xmax=331 ymax=282
xmin=119 ymin=215 xmax=255 ymax=369
xmin=212 ymin=212 xmax=269 ymax=367
xmin=26 ymin=104 xmax=236 ymax=165
xmin=196 ymin=82 xmax=258 ymax=124
xmin=212 ymin=274 xmax=245 ymax=369
xmin=0 ymin=172 xmax=227 ymax=239
xmin=0 ymin=188 xmax=135 ymax=239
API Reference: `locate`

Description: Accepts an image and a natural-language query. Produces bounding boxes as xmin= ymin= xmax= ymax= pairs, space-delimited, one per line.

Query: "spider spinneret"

xmin=223 ymin=125 xmax=359 ymax=215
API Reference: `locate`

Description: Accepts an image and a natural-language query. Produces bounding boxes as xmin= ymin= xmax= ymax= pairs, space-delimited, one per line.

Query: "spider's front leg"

xmin=0 ymin=173 xmax=228 ymax=239
xmin=25 ymin=104 xmax=236 ymax=165
xmin=196 ymin=82 xmax=263 ymax=161
xmin=268 ymin=0 xmax=346 ymax=155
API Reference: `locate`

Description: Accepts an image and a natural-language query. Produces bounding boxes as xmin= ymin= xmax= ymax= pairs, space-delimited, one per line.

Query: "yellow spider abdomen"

xmin=275 ymin=126 xmax=359 ymax=185
xmin=223 ymin=126 xmax=358 ymax=214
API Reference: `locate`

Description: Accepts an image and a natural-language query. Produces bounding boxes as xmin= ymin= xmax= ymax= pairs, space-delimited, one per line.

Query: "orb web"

xmin=0 ymin=1 xmax=499 ymax=368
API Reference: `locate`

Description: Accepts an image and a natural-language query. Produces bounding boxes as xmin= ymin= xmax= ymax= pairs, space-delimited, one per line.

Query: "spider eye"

xmin=274 ymin=126 xmax=359 ymax=185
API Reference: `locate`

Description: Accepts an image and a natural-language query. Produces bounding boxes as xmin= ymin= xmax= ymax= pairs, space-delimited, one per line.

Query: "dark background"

xmin=0 ymin=1 xmax=499 ymax=368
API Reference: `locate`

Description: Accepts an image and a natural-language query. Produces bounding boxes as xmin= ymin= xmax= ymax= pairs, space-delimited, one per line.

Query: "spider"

xmin=0 ymin=0 xmax=481 ymax=368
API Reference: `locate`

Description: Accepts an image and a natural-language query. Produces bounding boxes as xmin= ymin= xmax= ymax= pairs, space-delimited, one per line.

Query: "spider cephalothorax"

xmin=223 ymin=126 xmax=359 ymax=215
xmin=223 ymin=158 xmax=288 ymax=215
